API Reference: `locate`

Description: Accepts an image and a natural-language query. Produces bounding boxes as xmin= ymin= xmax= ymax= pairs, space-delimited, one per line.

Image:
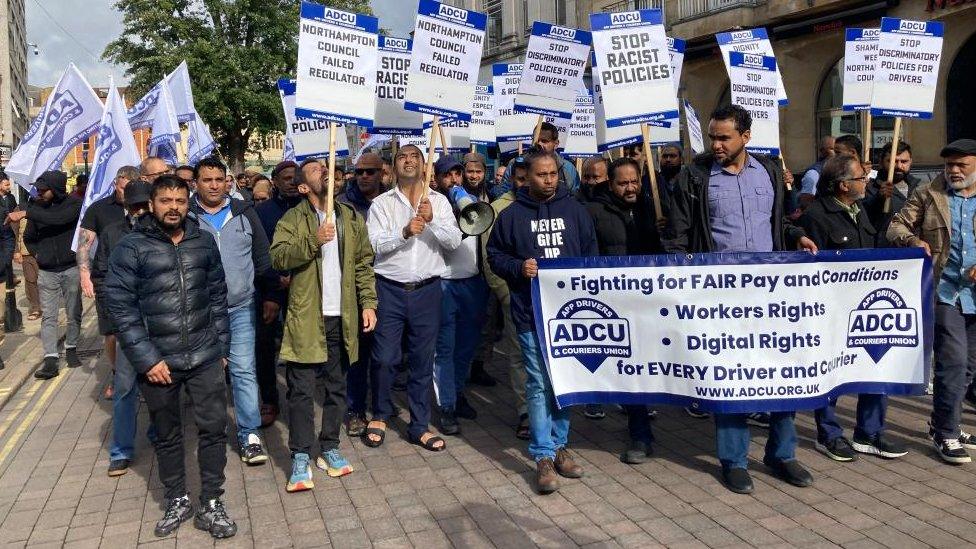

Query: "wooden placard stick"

xmin=863 ymin=111 xmax=873 ymax=164
xmin=882 ymin=117 xmax=903 ymax=214
xmin=326 ymin=122 xmax=337 ymax=221
xmin=640 ymin=123 xmax=663 ymax=223
xmin=423 ymin=115 xmax=441 ymax=198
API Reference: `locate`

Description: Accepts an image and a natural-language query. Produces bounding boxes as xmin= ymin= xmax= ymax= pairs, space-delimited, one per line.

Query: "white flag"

xmin=127 ymin=61 xmax=197 ymax=128
xmin=148 ymin=83 xmax=181 ymax=165
xmin=6 ymin=63 xmax=102 ymax=192
xmin=187 ymin=112 xmax=216 ymax=164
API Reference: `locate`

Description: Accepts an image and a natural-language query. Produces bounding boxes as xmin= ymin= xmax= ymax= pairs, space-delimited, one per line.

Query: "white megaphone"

xmin=448 ymin=185 xmax=495 ymax=236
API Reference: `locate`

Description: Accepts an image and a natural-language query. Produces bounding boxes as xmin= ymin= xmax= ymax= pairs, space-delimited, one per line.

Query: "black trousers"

xmin=139 ymin=361 xmax=228 ymax=503
xmin=256 ymin=314 xmax=281 ymax=407
xmin=932 ymin=302 xmax=976 ymax=439
xmin=286 ymin=316 xmax=348 ymax=456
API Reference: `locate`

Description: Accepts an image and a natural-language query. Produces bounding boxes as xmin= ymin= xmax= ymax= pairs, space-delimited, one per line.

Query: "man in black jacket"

xmin=7 ymin=171 xmax=83 ymax=379
xmin=104 ymin=175 xmax=236 ymax=540
xmin=663 ymin=105 xmax=818 ymax=494
xmin=863 ymin=141 xmax=921 ymax=247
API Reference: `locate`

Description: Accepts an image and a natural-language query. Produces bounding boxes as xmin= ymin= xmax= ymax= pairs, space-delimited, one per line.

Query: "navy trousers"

xmin=931 ymin=302 xmax=976 ymax=440
xmin=371 ymin=277 xmax=442 ymax=440
xmin=814 ymin=394 xmax=886 ymax=444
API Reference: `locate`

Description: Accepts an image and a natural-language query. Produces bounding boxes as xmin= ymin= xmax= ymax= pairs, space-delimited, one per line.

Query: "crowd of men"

xmin=1 ymin=103 xmax=975 ymax=539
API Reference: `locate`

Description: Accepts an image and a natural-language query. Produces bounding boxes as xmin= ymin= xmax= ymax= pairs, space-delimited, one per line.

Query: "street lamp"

xmin=26 ymin=42 xmax=39 ymax=56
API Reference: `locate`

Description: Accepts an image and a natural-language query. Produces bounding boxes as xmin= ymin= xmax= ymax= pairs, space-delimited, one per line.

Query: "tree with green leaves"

xmin=104 ymin=0 xmax=373 ymax=171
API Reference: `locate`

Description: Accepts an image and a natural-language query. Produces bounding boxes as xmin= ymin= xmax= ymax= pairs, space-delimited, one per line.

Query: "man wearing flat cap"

xmin=889 ymin=138 xmax=976 ymax=464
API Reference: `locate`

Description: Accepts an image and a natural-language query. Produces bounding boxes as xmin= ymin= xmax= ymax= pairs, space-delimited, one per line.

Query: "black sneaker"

xmin=194 ymin=498 xmax=237 ymax=539
xmin=815 ymin=437 xmax=857 ymax=462
xmin=107 ymin=459 xmax=131 ymax=477
xmin=721 ymin=467 xmax=753 ymax=494
xmin=455 ymin=395 xmax=478 ymax=420
xmin=440 ymin=408 xmax=460 ymax=436
xmin=65 ymin=347 xmax=82 ymax=368
xmin=959 ymin=431 xmax=976 ymax=450
xmin=684 ymin=406 xmax=709 ymax=419
xmin=620 ymin=441 xmax=652 ymax=464
xmin=34 ymin=356 xmax=59 ymax=379
xmin=469 ymin=362 xmax=497 ymax=386
xmin=851 ymin=433 xmax=908 ymax=459
xmin=764 ymin=458 xmax=813 ymax=487
xmin=746 ymin=412 xmax=771 ymax=428
xmin=154 ymin=495 xmax=192 ymax=537
xmin=239 ymin=434 xmax=268 ymax=465
xmin=933 ymin=434 xmax=972 ymax=464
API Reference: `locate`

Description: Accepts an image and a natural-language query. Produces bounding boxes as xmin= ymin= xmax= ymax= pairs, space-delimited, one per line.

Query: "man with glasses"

xmin=141 ymin=156 xmax=172 ymax=184
xmin=340 ymin=153 xmax=385 ymax=216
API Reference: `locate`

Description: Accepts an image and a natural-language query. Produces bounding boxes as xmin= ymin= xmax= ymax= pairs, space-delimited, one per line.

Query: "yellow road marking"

xmin=0 ymin=373 xmax=68 ymax=466
xmin=0 ymin=381 xmax=44 ymax=442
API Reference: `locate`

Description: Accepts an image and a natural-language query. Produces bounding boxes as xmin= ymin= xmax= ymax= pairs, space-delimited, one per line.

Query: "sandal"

xmin=363 ymin=420 xmax=387 ymax=448
xmin=27 ymin=312 xmax=41 ymax=321
xmin=515 ymin=414 xmax=530 ymax=440
xmin=411 ymin=431 xmax=446 ymax=452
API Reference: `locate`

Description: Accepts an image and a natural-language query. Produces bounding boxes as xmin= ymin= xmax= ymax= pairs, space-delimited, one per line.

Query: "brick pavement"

xmin=0 ymin=303 xmax=973 ymax=548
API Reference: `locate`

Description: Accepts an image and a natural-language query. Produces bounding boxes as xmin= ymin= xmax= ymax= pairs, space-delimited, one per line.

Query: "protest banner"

xmin=716 ymin=28 xmax=788 ymax=106
xmin=278 ymin=79 xmax=350 ymax=162
xmin=562 ymin=92 xmax=597 ymax=159
xmin=373 ymin=36 xmax=424 ymax=136
xmin=590 ymin=10 xmax=678 ymax=127
xmin=843 ymin=28 xmax=880 ymax=112
xmin=649 ymin=37 xmax=685 ymax=146
xmin=871 ymin=17 xmax=943 ymax=120
xmin=493 ymin=63 xmax=537 ymax=144
xmin=683 ymin=99 xmax=705 ymax=156
xmin=470 ymin=84 xmax=495 ymax=147
xmin=591 ymin=53 xmax=642 ymax=154
xmin=531 ymin=248 xmax=932 ymax=412
xmin=729 ymin=52 xmax=780 ymax=156
xmin=295 ymin=2 xmax=378 ymax=127
xmin=514 ymin=22 xmax=591 ymax=120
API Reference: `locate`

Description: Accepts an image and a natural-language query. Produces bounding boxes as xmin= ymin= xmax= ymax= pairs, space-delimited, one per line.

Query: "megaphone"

xmin=448 ymin=185 xmax=495 ymax=236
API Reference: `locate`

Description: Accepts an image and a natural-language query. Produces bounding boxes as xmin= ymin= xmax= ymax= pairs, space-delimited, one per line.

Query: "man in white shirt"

xmin=431 ymin=156 xmax=490 ymax=436
xmin=366 ymin=144 xmax=462 ymax=451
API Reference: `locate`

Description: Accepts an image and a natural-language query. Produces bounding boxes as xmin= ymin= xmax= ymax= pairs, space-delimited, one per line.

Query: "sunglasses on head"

xmin=355 ymin=168 xmax=380 ymax=176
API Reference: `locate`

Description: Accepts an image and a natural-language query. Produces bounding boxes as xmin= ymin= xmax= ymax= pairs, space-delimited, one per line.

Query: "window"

xmin=816 ymin=58 xmax=893 ymax=162
xmin=484 ymin=0 xmax=502 ymax=54
xmin=556 ymin=0 xmax=567 ymax=25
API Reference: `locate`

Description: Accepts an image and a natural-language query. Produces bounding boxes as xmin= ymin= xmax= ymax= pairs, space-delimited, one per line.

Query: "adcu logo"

xmin=847 ymin=288 xmax=919 ymax=362
xmin=547 ymin=298 xmax=631 ymax=373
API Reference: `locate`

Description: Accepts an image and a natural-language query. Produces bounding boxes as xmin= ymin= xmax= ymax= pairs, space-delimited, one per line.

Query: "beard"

xmin=155 ymin=212 xmax=184 ymax=232
xmin=948 ymin=170 xmax=976 ymax=191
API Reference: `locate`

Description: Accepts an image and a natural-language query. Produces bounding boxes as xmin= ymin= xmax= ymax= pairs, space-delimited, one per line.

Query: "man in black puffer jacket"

xmin=104 ymin=175 xmax=237 ymax=540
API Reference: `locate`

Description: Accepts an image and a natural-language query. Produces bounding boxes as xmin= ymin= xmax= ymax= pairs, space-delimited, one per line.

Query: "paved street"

xmin=0 ymin=297 xmax=974 ymax=548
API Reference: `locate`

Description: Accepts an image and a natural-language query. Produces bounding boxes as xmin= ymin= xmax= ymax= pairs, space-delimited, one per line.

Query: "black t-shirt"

xmin=80 ymin=194 xmax=125 ymax=236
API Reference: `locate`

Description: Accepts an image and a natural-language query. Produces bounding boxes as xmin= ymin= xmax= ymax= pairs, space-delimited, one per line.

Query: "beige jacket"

xmin=887 ymin=175 xmax=967 ymax=283
xmin=481 ymin=190 xmax=518 ymax=299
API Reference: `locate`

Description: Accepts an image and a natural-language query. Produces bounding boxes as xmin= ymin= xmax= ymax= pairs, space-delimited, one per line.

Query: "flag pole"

xmin=882 ymin=117 xmax=902 ymax=214
xmin=326 ymin=122 xmax=337 ymax=221
xmin=640 ymin=123 xmax=663 ymax=223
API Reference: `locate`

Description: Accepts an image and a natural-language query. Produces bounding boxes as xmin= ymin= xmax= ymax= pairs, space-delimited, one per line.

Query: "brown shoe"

xmin=536 ymin=458 xmax=560 ymax=494
xmin=554 ymin=448 xmax=584 ymax=479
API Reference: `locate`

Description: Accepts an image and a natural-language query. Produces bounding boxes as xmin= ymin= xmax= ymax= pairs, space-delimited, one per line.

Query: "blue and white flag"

xmin=71 ymin=81 xmax=142 ymax=251
xmin=6 ymin=63 xmax=103 ymax=193
xmin=148 ymin=83 xmax=181 ymax=165
xmin=187 ymin=111 xmax=216 ymax=164
xmin=282 ymin=135 xmax=296 ymax=162
xmin=127 ymin=61 xmax=197 ymax=129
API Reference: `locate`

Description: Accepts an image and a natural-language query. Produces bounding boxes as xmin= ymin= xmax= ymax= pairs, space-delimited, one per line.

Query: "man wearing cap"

xmin=7 ymin=171 xmax=83 ymax=379
xmin=430 ymin=156 xmax=489 ymax=435
xmin=889 ymin=138 xmax=976 ymax=464
xmin=366 ymin=144 xmax=462 ymax=451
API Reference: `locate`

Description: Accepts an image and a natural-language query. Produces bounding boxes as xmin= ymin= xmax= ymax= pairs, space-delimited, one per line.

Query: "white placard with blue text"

xmin=493 ymin=64 xmax=537 ymax=143
xmin=295 ymin=3 xmax=378 ymax=126
xmin=870 ymin=18 xmax=944 ymax=119
xmin=649 ymin=37 xmax=686 ymax=145
xmin=591 ymin=52 xmax=643 ymax=151
xmin=532 ymin=249 xmax=932 ymax=412
xmin=279 ymin=79 xmax=350 ymax=160
xmin=716 ymin=28 xmax=788 ymax=106
xmin=562 ymin=92 xmax=597 ymax=159
xmin=470 ymin=84 xmax=495 ymax=146
xmin=729 ymin=52 xmax=780 ymax=156
xmin=590 ymin=10 xmax=678 ymax=127
xmin=843 ymin=28 xmax=879 ymax=111
xmin=373 ymin=36 xmax=424 ymax=136
xmin=514 ymin=22 xmax=592 ymax=119
xmin=684 ymin=100 xmax=705 ymax=155
xmin=404 ymin=0 xmax=486 ymax=121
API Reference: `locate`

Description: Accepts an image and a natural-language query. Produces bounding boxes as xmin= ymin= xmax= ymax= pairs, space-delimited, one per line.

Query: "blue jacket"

xmin=487 ymin=185 xmax=598 ymax=332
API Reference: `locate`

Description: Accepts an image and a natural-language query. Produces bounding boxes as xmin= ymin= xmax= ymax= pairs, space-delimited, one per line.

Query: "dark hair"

xmin=236 ymin=173 xmax=247 ymax=179
xmin=150 ymin=174 xmax=190 ymax=199
xmin=538 ymin=122 xmax=559 ymax=142
xmin=610 ymin=157 xmax=641 ymax=181
xmin=835 ymin=134 xmax=863 ymax=157
xmin=818 ymin=153 xmax=858 ymax=196
xmin=175 ymin=165 xmax=194 ymax=173
xmin=623 ymin=144 xmax=641 ymax=157
xmin=881 ymin=140 xmax=912 ymax=158
xmin=583 ymin=155 xmax=609 ymax=172
xmin=523 ymin=149 xmax=560 ymax=171
xmin=0 ymin=171 xmax=8 ymax=181
xmin=193 ymin=156 xmax=227 ymax=179
xmin=661 ymin=144 xmax=683 ymax=155
xmin=710 ymin=104 xmax=752 ymax=133
xmin=76 ymin=174 xmax=89 ymax=186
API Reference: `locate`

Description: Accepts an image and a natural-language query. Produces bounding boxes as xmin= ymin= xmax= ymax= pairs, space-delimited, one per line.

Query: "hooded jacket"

xmin=23 ymin=175 xmax=82 ymax=272
xmin=487 ymin=185 xmax=598 ymax=333
xmin=338 ymin=181 xmax=377 ymax=216
xmin=586 ymin=189 xmax=661 ymax=256
xmin=103 ymin=215 xmax=230 ymax=374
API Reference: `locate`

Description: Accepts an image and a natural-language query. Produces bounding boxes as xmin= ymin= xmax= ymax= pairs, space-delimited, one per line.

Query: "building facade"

xmin=0 ymin=0 xmax=29 ymax=164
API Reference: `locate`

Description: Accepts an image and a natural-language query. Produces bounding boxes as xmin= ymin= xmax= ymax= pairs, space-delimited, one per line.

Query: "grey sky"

xmin=27 ymin=0 xmax=419 ymax=87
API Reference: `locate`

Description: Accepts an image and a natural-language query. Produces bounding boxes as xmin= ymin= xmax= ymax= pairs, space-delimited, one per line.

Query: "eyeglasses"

xmin=355 ymin=168 xmax=379 ymax=176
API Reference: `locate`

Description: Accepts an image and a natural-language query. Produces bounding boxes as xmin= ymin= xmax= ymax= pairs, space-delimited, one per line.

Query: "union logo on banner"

xmin=847 ymin=288 xmax=919 ymax=362
xmin=547 ymin=298 xmax=631 ymax=373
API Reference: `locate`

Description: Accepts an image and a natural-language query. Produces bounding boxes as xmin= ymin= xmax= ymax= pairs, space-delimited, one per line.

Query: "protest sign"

xmin=295 ymin=2 xmax=378 ymax=126
xmin=716 ymin=28 xmax=788 ymax=106
xmin=532 ymin=248 xmax=932 ymax=412
xmin=498 ymin=114 xmax=570 ymax=154
xmin=373 ymin=36 xmax=424 ymax=135
xmin=404 ymin=0 xmax=486 ymax=121
xmin=470 ymin=85 xmax=495 ymax=146
xmin=667 ymin=37 xmax=685 ymax=94
xmin=684 ymin=99 xmax=705 ymax=155
xmin=729 ymin=52 xmax=780 ymax=156
xmin=514 ymin=22 xmax=591 ymax=119
xmin=870 ymin=17 xmax=944 ymax=119
xmin=843 ymin=28 xmax=880 ymax=111
xmin=562 ymin=92 xmax=597 ymax=159
xmin=649 ymin=37 xmax=685 ymax=145
xmin=591 ymin=53 xmax=642 ymax=153
xmin=493 ymin=63 xmax=537 ymax=143
xmin=279 ymin=79 xmax=350 ymax=161
xmin=590 ymin=10 xmax=678 ymax=127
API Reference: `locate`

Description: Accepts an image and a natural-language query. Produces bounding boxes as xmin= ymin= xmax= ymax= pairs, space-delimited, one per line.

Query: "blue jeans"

xmin=815 ymin=393 xmax=887 ymax=443
xmin=434 ymin=277 xmax=489 ymax=410
xmin=518 ymin=331 xmax=570 ymax=461
xmin=715 ymin=412 xmax=796 ymax=471
xmin=110 ymin=341 xmax=139 ymax=461
xmin=228 ymin=300 xmax=260 ymax=446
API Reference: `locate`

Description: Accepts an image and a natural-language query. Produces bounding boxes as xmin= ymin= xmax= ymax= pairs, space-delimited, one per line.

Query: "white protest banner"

xmin=870 ymin=18 xmax=944 ymax=119
xmin=404 ymin=0 xmax=486 ymax=120
xmin=648 ymin=119 xmax=680 ymax=146
xmin=373 ymin=36 xmax=424 ymax=135
xmin=441 ymin=118 xmax=471 ymax=152
xmin=591 ymin=53 xmax=642 ymax=152
xmin=279 ymin=79 xmax=349 ymax=160
xmin=532 ymin=248 xmax=932 ymax=412
xmin=650 ymin=36 xmax=685 ymax=144
xmin=590 ymin=10 xmax=677 ymax=127
xmin=684 ymin=99 xmax=705 ymax=155
xmin=493 ymin=63 xmax=537 ymax=143
xmin=470 ymin=84 xmax=495 ymax=146
xmin=667 ymin=37 xmax=685 ymax=94
xmin=514 ymin=22 xmax=591 ymax=119
xmin=295 ymin=2 xmax=378 ymax=126
xmin=716 ymin=28 xmax=788 ymax=106
xmin=729 ymin=52 xmax=780 ymax=156
xmin=843 ymin=28 xmax=879 ymax=111
xmin=562 ymin=92 xmax=597 ymax=159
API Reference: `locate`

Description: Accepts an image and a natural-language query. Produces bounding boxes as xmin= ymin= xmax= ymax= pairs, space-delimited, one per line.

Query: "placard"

xmin=729 ymin=52 xmax=780 ymax=156
xmin=295 ymin=2 xmax=378 ymax=126
xmin=716 ymin=28 xmax=788 ymax=106
xmin=514 ymin=22 xmax=592 ymax=119
xmin=373 ymin=36 xmax=424 ymax=135
xmin=404 ymin=0 xmax=487 ymax=120
xmin=870 ymin=17 xmax=944 ymax=119
xmin=470 ymin=84 xmax=495 ymax=146
xmin=591 ymin=52 xmax=643 ymax=152
xmin=590 ymin=10 xmax=678 ymax=127
xmin=843 ymin=28 xmax=880 ymax=111
xmin=562 ymin=92 xmax=598 ymax=159
xmin=279 ymin=78 xmax=350 ymax=160
xmin=684 ymin=99 xmax=705 ymax=155
xmin=651 ymin=37 xmax=686 ymax=145
xmin=493 ymin=63 xmax=537 ymax=143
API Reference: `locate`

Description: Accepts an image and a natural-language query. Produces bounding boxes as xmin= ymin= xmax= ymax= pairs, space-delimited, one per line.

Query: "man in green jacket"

xmin=270 ymin=159 xmax=377 ymax=492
